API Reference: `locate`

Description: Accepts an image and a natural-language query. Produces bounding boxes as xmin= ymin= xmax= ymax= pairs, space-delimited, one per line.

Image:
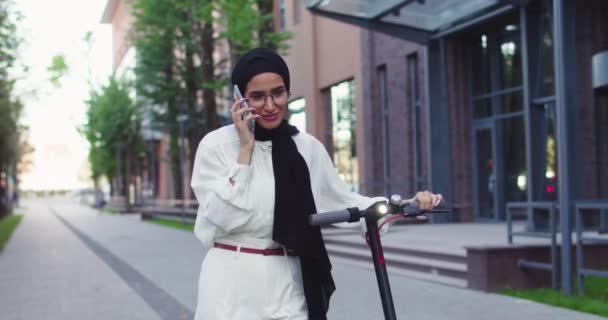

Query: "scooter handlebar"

xmin=310 ymin=197 xmax=449 ymax=226
xmin=402 ymin=198 xmax=446 ymax=212
xmin=309 ymin=207 xmax=362 ymax=226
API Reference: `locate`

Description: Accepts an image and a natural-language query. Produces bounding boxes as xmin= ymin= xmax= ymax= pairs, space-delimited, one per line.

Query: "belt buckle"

xmin=263 ymin=248 xmax=272 ymax=256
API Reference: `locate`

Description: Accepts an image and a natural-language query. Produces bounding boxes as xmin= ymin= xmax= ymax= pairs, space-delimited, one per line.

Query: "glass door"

xmin=473 ymin=125 xmax=496 ymax=220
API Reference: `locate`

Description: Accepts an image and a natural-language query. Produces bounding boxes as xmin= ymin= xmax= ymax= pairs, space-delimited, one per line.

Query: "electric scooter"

xmin=310 ymin=195 xmax=449 ymax=320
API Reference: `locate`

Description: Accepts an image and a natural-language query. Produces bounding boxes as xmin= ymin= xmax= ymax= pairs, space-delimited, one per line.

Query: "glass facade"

xmin=501 ymin=116 xmax=527 ymax=203
xmin=475 ymin=128 xmax=494 ymax=219
xmin=470 ymin=14 xmax=527 ymax=220
xmin=471 ymin=22 xmax=523 ymax=118
xmin=329 ymin=80 xmax=358 ymax=192
xmin=531 ymin=0 xmax=558 ymax=203
xmin=538 ymin=0 xmax=555 ymax=98
xmin=541 ymin=102 xmax=558 ymax=201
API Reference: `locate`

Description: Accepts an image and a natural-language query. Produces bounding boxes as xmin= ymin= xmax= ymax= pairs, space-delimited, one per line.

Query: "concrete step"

xmin=324 ymin=236 xmax=468 ymax=288
xmin=323 ymin=236 xmax=467 ymax=265
xmin=329 ymin=255 xmax=469 ymax=288
xmin=326 ymin=243 xmax=467 ymax=278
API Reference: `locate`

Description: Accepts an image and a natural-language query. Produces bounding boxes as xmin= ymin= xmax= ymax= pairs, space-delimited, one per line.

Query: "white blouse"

xmin=190 ymin=125 xmax=385 ymax=250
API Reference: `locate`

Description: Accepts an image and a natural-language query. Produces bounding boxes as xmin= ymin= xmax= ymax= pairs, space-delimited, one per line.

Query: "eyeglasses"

xmin=246 ymin=88 xmax=290 ymax=109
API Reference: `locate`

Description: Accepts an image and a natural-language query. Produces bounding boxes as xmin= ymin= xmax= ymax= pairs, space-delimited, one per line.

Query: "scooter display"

xmin=310 ymin=195 xmax=449 ymax=320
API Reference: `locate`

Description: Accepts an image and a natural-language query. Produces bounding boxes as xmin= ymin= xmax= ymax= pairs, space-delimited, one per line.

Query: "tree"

xmin=130 ymin=0 xmax=290 ymax=200
xmin=0 ymin=0 xmax=25 ymax=217
xmin=216 ymin=0 xmax=291 ymax=65
xmin=47 ymin=53 xmax=68 ymax=88
xmin=81 ymin=75 xmax=144 ymax=198
xmin=131 ymin=0 xmax=190 ymax=199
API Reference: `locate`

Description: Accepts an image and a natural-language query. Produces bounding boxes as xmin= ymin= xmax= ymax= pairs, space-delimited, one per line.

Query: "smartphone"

xmin=233 ymin=84 xmax=255 ymax=132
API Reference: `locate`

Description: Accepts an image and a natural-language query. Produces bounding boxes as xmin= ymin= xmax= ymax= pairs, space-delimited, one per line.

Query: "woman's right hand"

xmin=230 ymin=98 xmax=259 ymax=149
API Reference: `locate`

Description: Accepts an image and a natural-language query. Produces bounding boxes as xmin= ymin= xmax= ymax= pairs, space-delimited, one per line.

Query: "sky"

xmin=13 ymin=0 xmax=112 ymax=191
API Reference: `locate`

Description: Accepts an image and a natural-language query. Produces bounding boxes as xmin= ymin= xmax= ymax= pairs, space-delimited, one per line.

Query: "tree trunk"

xmin=169 ymin=131 xmax=183 ymax=200
xmin=180 ymin=7 xmax=202 ymax=200
xmin=163 ymin=47 xmax=183 ymax=201
xmin=257 ymin=0 xmax=276 ymax=50
xmin=124 ymin=145 xmax=131 ymax=208
xmin=199 ymin=21 xmax=219 ymax=135
xmin=184 ymin=19 xmax=202 ymax=181
xmin=0 ymin=166 xmax=6 ymax=218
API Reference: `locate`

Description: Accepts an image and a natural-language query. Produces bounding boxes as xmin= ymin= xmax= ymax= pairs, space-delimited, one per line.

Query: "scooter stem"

xmin=365 ymin=215 xmax=398 ymax=320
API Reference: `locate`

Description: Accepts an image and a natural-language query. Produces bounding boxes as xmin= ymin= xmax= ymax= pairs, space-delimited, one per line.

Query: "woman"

xmin=191 ymin=48 xmax=442 ymax=320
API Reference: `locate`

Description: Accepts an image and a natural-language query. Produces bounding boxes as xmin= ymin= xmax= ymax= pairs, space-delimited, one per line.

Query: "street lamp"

xmin=142 ymin=121 xmax=158 ymax=206
xmin=114 ymin=142 xmax=124 ymax=198
xmin=176 ymin=113 xmax=188 ymax=224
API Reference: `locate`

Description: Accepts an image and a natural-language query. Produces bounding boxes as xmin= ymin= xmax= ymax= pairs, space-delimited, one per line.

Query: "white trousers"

xmin=194 ymin=247 xmax=309 ymax=320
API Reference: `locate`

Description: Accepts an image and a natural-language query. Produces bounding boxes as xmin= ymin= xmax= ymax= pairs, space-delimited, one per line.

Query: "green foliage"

xmin=0 ymin=0 xmax=26 ymax=215
xmin=502 ymin=276 xmax=608 ymax=317
xmin=101 ymin=207 xmax=118 ymax=215
xmin=47 ymin=53 xmax=68 ymax=87
xmin=216 ymin=0 xmax=291 ymax=56
xmin=131 ymin=0 xmax=292 ymax=129
xmin=216 ymin=0 xmax=259 ymax=52
xmin=0 ymin=0 xmax=22 ymax=162
xmin=145 ymin=217 xmax=194 ymax=232
xmin=83 ymin=31 xmax=93 ymax=46
xmin=0 ymin=85 xmax=23 ymax=169
xmin=81 ymin=75 xmax=144 ymax=182
xmin=584 ymin=275 xmax=608 ymax=302
xmin=0 ymin=214 xmax=22 ymax=251
xmin=129 ymin=0 xmax=290 ymax=198
xmin=0 ymin=0 xmax=20 ymax=73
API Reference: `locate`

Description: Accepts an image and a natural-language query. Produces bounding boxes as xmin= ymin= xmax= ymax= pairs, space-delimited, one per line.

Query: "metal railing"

xmin=575 ymin=201 xmax=608 ymax=295
xmin=506 ymin=201 xmax=559 ymax=290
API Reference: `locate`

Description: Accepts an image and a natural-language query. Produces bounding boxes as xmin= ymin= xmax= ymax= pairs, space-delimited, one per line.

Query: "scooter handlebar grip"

xmin=404 ymin=198 xmax=446 ymax=210
xmin=309 ymin=208 xmax=358 ymax=226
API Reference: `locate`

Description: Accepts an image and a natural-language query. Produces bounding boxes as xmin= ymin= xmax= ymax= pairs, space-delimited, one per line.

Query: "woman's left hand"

xmin=402 ymin=191 xmax=443 ymax=210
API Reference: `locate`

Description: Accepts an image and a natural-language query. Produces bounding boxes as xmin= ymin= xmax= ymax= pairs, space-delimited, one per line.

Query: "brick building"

xmin=281 ymin=0 xmax=607 ymax=224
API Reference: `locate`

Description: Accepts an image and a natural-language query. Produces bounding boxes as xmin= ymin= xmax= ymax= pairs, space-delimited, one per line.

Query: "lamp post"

xmin=176 ymin=113 xmax=189 ymax=224
xmin=114 ymin=142 xmax=124 ymax=198
xmin=149 ymin=126 xmax=157 ymax=203
xmin=142 ymin=122 xmax=157 ymax=206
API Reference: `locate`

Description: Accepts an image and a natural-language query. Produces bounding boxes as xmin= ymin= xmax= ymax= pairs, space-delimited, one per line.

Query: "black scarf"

xmin=255 ymin=120 xmax=335 ymax=320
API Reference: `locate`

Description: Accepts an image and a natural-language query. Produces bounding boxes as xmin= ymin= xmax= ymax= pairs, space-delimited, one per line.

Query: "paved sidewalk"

xmin=0 ymin=197 xmax=605 ymax=320
xmin=0 ymin=199 xmax=163 ymax=320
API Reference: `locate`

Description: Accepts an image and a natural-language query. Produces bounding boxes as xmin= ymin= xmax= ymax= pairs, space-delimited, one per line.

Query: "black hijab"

xmin=232 ymin=48 xmax=335 ymax=320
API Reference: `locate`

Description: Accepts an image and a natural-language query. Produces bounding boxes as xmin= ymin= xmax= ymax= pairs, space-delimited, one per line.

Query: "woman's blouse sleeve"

xmin=190 ymin=136 xmax=255 ymax=245
xmin=314 ymin=140 xmax=386 ymax=215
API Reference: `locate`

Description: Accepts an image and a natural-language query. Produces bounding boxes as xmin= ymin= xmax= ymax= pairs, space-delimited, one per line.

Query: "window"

xmin=540 ymin=102 xmax=558 ymax=201
xmin=501 ymin=116 xmax=528 ymax=202
xmin=329 ymin=80 xmax=358 ymax=192
xmin=537 ymin=0 xmax=555 ymax=98
xmin=279 ymin=0 xmax=286 ymax=30
xmin=294 ymin=0 xmax=302 ymax=25
xmin=471 ymin=22 xmax=524 ymax=119
xmin=378 ymin=65 xmax=390 ymax=195
xmin=288 ymin=98 xmax=306 ymax=132
xmin=469 ymin=15 xmax=526 ymax=220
